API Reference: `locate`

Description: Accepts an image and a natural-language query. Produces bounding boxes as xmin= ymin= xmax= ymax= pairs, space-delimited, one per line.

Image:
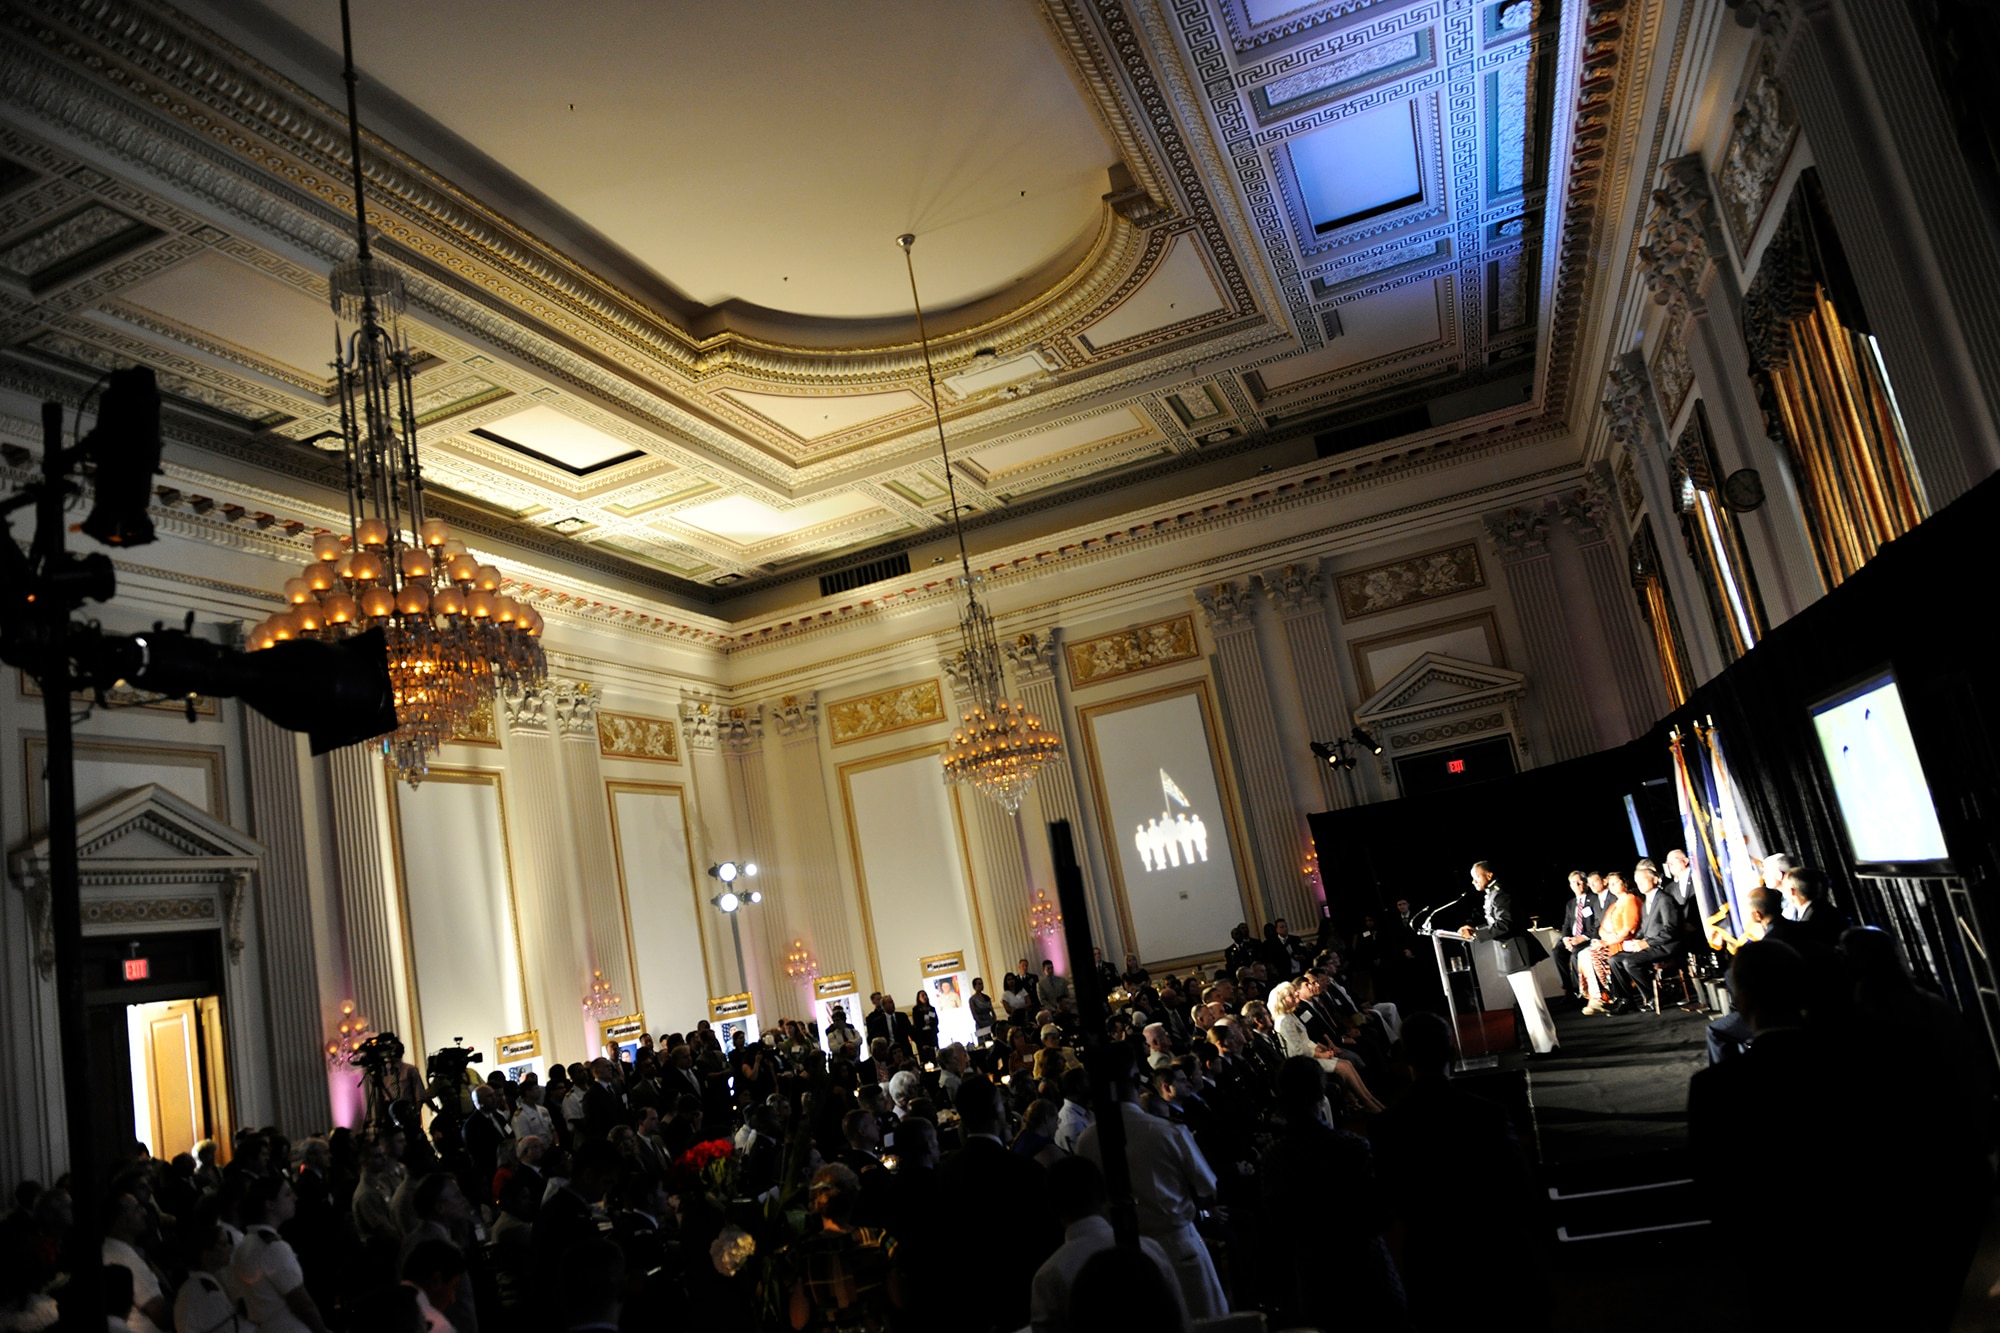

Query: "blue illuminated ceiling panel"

xmin=1291 ymin=100 xmax=1425 ymax=233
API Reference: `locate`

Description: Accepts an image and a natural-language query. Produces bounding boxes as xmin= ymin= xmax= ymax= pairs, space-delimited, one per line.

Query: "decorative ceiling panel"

xmin=0 ymin=0 xmax=1649 ymax=604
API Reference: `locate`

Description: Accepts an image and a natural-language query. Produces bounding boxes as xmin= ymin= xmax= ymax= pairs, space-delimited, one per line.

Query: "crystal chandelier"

xmin=324 ymin=999 xmax=370 ymax=1070
xmin=897 ymin=235 xmax=1063 ymax=815
xmin=245 ymin=0 xmax=545 ymax=783
xmin=583 ymin=970 xmax=623 ymax=1021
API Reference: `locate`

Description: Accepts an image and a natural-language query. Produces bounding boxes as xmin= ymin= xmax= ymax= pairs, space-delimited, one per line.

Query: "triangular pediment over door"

xmin=1352 ymin=653 xmax=1531 ymax=780
xmin=8 ymin=783 xmax=264 ymax=978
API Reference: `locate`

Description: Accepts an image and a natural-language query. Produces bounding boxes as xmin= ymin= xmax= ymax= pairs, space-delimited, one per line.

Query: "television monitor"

xmin=1808 ymin=669 xmax=1952 ymax=875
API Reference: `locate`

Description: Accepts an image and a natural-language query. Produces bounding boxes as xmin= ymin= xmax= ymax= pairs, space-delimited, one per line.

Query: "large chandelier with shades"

xmin=245 ymin=0 xmax=545 ymax=782
xmin=897 ymin=234 xmax=1062 ymax=815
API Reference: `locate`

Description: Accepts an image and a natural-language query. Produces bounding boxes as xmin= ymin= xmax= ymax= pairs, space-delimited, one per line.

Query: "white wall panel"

xmin=1082 ymin=688 xmax=1251 ymax=964
xmin=392 ymin=775 xmax=527 ymax=1060
xmin=609 ymin=784 xmax=711 ymax=1035
xmin=841 ymin=751 xmax=980 ymax=999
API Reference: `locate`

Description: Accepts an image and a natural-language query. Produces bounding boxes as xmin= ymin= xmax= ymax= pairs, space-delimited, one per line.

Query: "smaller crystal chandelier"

xmin=583 ymin=970 xmax=623 ymax=1021
xmin=324 ymin=999 xmax=370 ymax=1070
xmin=898 ymin=234 xmax=1063 ymax=815
xmin=1029 ymin=891 xmax=1063 ymax=940
xmin=246 ymin=0 xmax=545 ymax=783
xmin=784 ymin=939 xmax=818 ymax=982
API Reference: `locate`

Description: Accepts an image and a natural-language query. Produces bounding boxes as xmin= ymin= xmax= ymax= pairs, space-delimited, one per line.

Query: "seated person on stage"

xmin=1580 ymin=873 xmax=1640 ymax=1015
xmin=1552 ymin=870 xmax=1595 ymax=999
xmin=1605 ymin=859 xmax=1684 ymax=1013
xmin=1704 ymin=885 xmax=1796 ymax=1062
xmin=1268 ymin=981 xmax=1384 ymax=1113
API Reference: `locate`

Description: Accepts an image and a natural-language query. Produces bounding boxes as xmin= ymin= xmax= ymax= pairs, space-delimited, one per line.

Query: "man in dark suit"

xmin=461 ymin=1084 xmax=515 ymax=1196
xmin=865 ymin=994 xmax=914 ymax=1053
xmin=1703 ymin=886 xmax=1801 ymax=1062
xmin=1607 ymin=859 xmax=1684 ymax=1013
xmin=935 ymin=1074 xmax=1060 ymax=1333
xmin=581 ymin=1058 xmax=626 ymax=1141
xmin=1783 ymin=866 xmax=1848 ymax=946
xmin=1456 ymin=860 xmax=1557 ymax=1052
xmin=664 ymin=1044 xmax=704 ymax=1104
xmin=1552 ymin=870 xmax=1597 ymax=999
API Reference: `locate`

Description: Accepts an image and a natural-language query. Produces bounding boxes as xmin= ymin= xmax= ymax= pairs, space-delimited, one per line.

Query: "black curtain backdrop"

xmin=1310 ymin=740 xmax=1672 ymax=933
xmin=1309 ymin=468 xmax=2000 ymax=1016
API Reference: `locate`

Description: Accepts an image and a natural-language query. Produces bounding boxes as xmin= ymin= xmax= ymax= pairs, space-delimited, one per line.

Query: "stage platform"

xmin=1505 ymin=1000 xmax=1710 ymax=1165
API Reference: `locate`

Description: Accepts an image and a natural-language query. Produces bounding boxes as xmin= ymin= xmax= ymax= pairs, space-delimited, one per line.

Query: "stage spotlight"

xmin=743 ymin=862 xmax=758 ymax=877
xmin=746 ymin=890 xmax=762 ymax=905
xmin=714 ymin=890 xmax=741 ymax=913
xmin=77 ymin=366 xmax=164 ymax=549
xmin=1351 ymin=725 xmax=1382 ymax=755
xmin=79 ymin=624 xmax=396 ymax=754
xmin=711 ymin=861 xmax=739 ymax=883
xmin=1309 ymin=740 xmax=1339 ymax=766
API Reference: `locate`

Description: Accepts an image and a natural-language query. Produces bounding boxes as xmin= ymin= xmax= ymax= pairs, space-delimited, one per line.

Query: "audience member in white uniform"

xmin=1074 ymin=1045 xmax=1226 ymax=1320
xmin=100 ymin=1193 xmax=170 ymax=1333
xmin=1030 ymin=1156 xmax=1182 ymax=1333
xmin=172 ymin=1225 xmax=249 ymax=1333
xmin=229 ymin=1179 xmax=327 ymax=1333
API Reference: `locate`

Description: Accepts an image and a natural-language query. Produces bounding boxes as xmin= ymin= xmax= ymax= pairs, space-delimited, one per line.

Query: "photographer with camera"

xmin=353 ymin=1033 xmax=424 ymax=1128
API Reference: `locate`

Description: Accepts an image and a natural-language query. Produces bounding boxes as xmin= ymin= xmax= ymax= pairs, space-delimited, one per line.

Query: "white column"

xmin=678 ymin=693 xmax=734 ymax=1002
xmin=1483 ymin=505 xmax=1601 ymax=762
xmin=1260 ymin=564 xmax=1356 ymax=812
xmin=1556 ymin=480 xmax=1668 ymax=742
xmin=941 ymin=647 xmax=1037 ymax=976
xmin=555 ymin=681 xmax=635 ymax=1011
xmin=769 ymin=693 xmax=854 ymax=984
xmin=721 ymin=707 xmax=783 ymax=1012
xmin=326 ymin=745 xmax=409 ymax=1045
xmin=241 ymin=710 xmax=333 ymax=1133
xmin=1007 ymin=629 xmax=1114 ymax=957
xmin=1194 ymin=580 xmax=1316 ymax=928
xmin=501 ymin=686 xmax=591 ymax=1063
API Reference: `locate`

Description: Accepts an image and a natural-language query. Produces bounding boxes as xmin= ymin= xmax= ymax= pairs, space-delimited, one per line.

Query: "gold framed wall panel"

xmin=604 ymin=778 xmax=713 ymax=1021
xmin=1348 ymin=608 xmax=1506 ymax=699
xmin=21 ymin=734 xmax=227 ymax=838
xmin=385 ymin=766 xmax=530 ymax=1065
xmin=1075 ymin=677 xmax=1259 ymax=972
xmin=835 ymin=740 xmax=987 ymax=997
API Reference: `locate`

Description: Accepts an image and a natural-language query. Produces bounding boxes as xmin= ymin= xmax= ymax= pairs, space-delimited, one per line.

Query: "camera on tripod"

xmin=351 ymin=1031 xmax=405 ymax=1072
xmin=428 ymin=1039 xmax=484 ymax=1083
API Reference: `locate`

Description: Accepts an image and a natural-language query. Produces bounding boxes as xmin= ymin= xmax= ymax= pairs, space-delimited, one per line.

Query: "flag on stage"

xmin=1670 ymin=727 xmax=1729 ymax=926
xmin=1699 ymin=719 xmax=1767 ymax=933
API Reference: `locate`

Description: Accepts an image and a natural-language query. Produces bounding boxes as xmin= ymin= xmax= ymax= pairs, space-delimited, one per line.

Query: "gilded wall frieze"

xmin=1064 ymin=615 xmax=1201 ymax=688
xmin=1334 ymin=543 xmax=1486 ymax=620
xmin=597 ymin=710 xmax=682 ymax=763
xmin=825 ymin=681 xmax=945 ymax=745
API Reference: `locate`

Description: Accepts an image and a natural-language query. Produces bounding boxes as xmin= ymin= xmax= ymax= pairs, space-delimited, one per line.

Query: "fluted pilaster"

xmin=770 ymin=693 xmax=853 ymax=980
xmin=1007 ymin=628 xmax=1101 ymax=949
xmin=1483 ymin=505 xmax=1600 ymax=761
xmin=554 ymin=682 xmax=633 ymax=1010
xmin=1556 ymin=483 xmax=1668 ymax=742
xmin=502 ymin=685 xmax=591 ymax=1063
xmin=326 ymin=745 xmax=407 ymax=1045
xmin=1260 ymin=564 xmax=1355 ymax=811
xmin=242 ymin=711 xmax=332 ymax=1132
xmin=1193 ymin=581 xmax=1316 ymax=928
xmin=722 ymin=707 xmax=783 ymax=1008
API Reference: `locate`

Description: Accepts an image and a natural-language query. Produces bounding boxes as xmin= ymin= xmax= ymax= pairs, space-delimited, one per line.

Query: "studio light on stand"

xmin=708 ymin=861 xmax=761 ymax=993
xmin=0 ymin=372 xmax=398 ymax=1330
xmin=1310 ymin=726 xmax=1384 ymax=772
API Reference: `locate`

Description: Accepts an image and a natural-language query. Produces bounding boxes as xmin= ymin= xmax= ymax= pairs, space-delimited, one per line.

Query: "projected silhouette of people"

xmin=1136 ymin=825 xmax=1156 ymax=873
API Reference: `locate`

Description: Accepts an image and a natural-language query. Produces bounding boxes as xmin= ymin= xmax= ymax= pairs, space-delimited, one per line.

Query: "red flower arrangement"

xmin=669 ymin=1136 xmax=735 ymax=1193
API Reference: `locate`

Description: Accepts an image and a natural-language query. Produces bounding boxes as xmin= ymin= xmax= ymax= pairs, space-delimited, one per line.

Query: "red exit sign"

xmin=123 ymin=957 xmax=149 ymax=981
xmin=1446 ymin=759 xmax=1466 ymax=774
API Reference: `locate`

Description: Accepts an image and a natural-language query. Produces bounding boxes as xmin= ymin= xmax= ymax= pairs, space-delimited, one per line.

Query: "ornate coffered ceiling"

xmin=0 ymin=0 xmax=1640 ymax=607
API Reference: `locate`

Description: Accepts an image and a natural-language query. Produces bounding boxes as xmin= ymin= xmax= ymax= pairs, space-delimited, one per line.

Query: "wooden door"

xmin=140 ymin=1000 xmax=200 ymax=1160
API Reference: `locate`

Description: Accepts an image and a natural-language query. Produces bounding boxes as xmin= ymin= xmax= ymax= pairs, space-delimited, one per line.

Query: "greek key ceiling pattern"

xmin=0 ymin=0 xmax=1639 ymax=604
